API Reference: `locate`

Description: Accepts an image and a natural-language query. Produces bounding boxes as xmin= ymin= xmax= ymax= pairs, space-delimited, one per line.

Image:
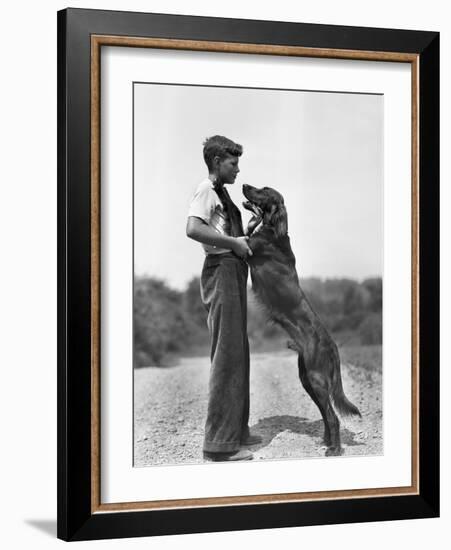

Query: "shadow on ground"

xmin=25 ymin=519 xmax=57 ymax=537
xmin=245 ymin=415 xmax=364 ymax=450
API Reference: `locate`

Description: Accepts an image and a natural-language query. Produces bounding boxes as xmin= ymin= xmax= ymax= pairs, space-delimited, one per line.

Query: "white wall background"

xmin=0 ymin=1 xmax=447 ymax=548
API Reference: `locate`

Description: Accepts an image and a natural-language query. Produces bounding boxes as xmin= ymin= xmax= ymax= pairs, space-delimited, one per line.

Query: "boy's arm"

xmin=186 ymin=216 xmax=252 ymax=258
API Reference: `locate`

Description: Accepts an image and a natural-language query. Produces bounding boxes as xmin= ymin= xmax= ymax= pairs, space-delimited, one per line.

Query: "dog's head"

xmin=242 ymin=184 xmax=288 ymax=238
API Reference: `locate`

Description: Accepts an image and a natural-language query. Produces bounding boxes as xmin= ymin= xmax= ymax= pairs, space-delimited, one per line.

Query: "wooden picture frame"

xmin=57 ymin=7 xmax=439 ymax=541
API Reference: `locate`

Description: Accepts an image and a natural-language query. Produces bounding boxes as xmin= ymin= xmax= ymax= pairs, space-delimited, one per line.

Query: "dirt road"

xmin=134 ymin=346 xmax=382 ymax=466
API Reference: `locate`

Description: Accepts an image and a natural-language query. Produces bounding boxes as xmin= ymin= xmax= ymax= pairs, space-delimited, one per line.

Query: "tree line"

xmin=134 ymin=275 xmax=382 ymax=367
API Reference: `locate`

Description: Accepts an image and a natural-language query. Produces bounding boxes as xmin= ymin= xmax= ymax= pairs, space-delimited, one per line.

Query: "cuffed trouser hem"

xmin=203 ymin=440 xmax=240 ymax=453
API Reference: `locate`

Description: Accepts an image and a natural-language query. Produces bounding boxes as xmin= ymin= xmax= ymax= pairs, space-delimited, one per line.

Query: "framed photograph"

xmin=57 ymin=8 xmax=439 ymax=541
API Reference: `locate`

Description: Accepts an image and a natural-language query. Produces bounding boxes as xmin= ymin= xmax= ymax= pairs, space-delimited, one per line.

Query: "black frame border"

xmin=57 ymin=8 xmax=439 ymax=541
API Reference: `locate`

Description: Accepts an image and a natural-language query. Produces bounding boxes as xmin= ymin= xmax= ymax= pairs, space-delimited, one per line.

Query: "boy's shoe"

xmin=203 ymin=449 xmax=253 ymax=462
xmin=240 ymin=433 xmax=263 ymax=446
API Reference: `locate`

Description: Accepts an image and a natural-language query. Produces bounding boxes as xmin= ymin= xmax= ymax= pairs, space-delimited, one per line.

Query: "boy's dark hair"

xmin=203 ymin=135 xmax=243 ymax=170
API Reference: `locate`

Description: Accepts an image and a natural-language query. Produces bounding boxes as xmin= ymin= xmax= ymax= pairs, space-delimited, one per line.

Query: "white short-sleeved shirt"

xmin=188 ymin=178 xmax=231 ymax=255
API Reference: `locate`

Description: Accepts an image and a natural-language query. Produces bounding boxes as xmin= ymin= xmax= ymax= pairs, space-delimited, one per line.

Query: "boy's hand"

xmin=232 ymin=236 xmax=253 ymax=258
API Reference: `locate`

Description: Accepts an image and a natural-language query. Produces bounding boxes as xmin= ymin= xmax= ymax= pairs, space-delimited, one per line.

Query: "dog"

xmin=242 ymin=184 xmax=361 ymax=456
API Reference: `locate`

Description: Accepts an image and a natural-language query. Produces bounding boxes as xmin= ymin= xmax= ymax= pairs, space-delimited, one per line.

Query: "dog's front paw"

xmin=286 ymin=340 xmax=297 ymax=351
xmin=286 ymin=340 xmax=303 ymax=353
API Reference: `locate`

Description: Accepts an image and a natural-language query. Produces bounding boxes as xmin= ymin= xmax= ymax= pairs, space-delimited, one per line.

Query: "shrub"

xmin=358 ymin=312 xmax=383 ymax=345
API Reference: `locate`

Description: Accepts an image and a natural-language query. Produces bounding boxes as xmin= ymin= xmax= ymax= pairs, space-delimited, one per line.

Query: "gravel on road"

xmin=134 ymin=347 xmax=382 ymax=467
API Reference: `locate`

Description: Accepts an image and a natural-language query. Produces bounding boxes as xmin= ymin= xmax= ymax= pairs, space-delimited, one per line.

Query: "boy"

xmin=186 ymin=135 xmax=261 ymax=461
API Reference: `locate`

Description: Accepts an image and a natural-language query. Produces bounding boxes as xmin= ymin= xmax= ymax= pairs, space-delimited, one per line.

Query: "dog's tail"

xmin=331 ymin=358 xmax=361 ymax=418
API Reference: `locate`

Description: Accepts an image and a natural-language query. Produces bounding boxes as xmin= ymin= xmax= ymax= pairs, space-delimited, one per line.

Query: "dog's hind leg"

xmin=302 ymin=380 xmax=331 ymax=446
xmin=297 ymin=355 xmax=331 ymax=447
xmin=314 ymin=386 xmax=342 ymax=456
xmin=322 ymin=399 xmax=342 ymax=456
xmin=298 ymin=356 xmax=342 ymax=456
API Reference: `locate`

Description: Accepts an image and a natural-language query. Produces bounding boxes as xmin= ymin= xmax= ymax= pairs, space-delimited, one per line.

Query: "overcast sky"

xmin=134 ymin=83 xmax=383 ymax=290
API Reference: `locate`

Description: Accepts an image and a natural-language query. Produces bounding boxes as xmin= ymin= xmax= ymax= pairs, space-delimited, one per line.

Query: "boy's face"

xmin=214 ymin=154 xmax=240 ymax=184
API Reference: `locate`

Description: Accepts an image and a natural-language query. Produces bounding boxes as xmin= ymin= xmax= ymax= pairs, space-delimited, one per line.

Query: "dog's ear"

xmin=265 ymin=203 xmax=288 ymax=238
xmin=273 ymin=204 xmax=288 ymax=238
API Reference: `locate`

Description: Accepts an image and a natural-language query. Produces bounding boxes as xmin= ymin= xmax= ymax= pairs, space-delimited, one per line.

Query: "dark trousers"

xmin=200 ymin=253 xmax=250 ymax=453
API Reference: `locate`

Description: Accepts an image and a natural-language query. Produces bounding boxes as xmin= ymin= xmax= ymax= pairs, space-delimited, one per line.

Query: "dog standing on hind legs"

xmin=242 ymin=184 xmax=361 ymax=456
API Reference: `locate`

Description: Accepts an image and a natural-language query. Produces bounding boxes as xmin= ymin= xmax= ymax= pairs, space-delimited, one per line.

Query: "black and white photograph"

xmin=1 ymin=0 xmax=445 ymax=545
xmin=133 ymin=82 xmax=383 ymax=466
